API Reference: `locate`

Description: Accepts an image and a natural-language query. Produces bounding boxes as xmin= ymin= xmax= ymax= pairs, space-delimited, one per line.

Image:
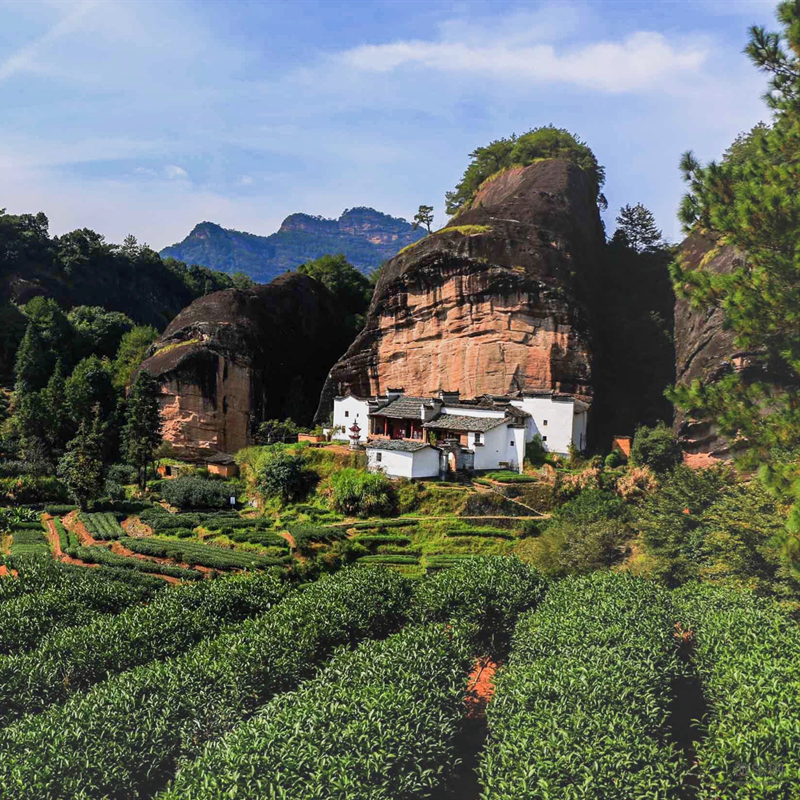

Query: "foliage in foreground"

xmin=669 ymin=2 xmax=800 ymax=569
xmin=479 ymin=572 xmax=685 ymax=799
xmin=0 ymin=571 xmax=290 ymax=728
xmin=409 ymin=556 xmax=545 ymax=654
xmin=161 ymin=623 xmax=473 ymax=800
xmin=0 ymin=562 xmax=159 ymax=655
xmin=675 ymin=582 xmax=800 ymax=798
xmin=0 ymin=567 xmax=411 ymax=800
xmin=325 ymin=467 xmax=395 ymax=517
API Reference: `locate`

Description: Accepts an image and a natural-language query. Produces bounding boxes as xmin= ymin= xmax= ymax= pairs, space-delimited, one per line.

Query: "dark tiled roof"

xmin=204 ymin=452 xmax=236 ymax=465
xmin=370 ymin=396 xmax=433 ymax=419
xmin=423 ymin=414 xmax=506 ymax=432
xmin=365 ymin=439 xmax=433 ymax=452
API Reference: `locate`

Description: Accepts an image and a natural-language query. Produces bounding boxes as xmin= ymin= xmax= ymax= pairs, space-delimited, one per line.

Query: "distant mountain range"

xmin=160 ymin=207 xmax=426 ymax=283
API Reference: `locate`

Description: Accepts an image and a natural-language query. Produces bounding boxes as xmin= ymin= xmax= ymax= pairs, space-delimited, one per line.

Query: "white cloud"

xmin=339 ymin=30 xmax=708 ymax=93
xmin=0 ymin=0 xmax=97 ymax=83
xmin=164 ymin=164 xmax=189 ymax=180
xmin=237 ymin=175 xmax=254 ymax=186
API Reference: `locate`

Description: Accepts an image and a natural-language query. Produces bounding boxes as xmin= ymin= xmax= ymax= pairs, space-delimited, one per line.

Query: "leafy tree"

xmin=122 ymin=371 xmax=163 ymax=490
xmin=67 ymin=306 xmax=134 ymax=361
xmin=13 ymin=323 xmax=50 ymax=394
xmin=255 ymin=452 xmax=316 ymax=503
xmin=327 ymin=468 xmax=395 ymax=517
xmin=722 ymin=122 xmax=771 ymax=166
xmin=231 ymin=271 xmax=255 ymax=290
xmin=296 ymin=254 xmax=371 ymax=333
xmin=57 ymin=409 xmax=105 ymax=510
xmin=636 ymin=465 xmax=797 ymax=599
xmin=112 ymin=325 xmax=159 ymax=389
xmin=445 ymin=126 xmax=605 ymax=215
xmin=611 ymin=203 xmax=664 ymax=253
xmin=412 ymin=205 xmax=434 ymax=234
xmin=43 ymin=360 xmax=69 ymax=452
xmin=65 ymin=356 xmax=117 ymax=430
xmin=629 ymin=423 xmax=684 ymax=474
xmin=256 ymin=418 xmax=300 ymax=445
xmin=0 ymin=303 xmax=27 ymax=380
xmin=669 ymin=0 xmax=800 ymax=568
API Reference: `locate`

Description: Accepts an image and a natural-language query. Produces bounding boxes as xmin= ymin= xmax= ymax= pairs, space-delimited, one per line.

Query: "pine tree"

xmin=668 ymin=0 xmax=800 ymax=570
xmin=412 ymin=205 xmax=434 ymax=234
xmin=57 ymin=408 xmax=105 ymax=510
xmin=13 ymin=324 xmax=49 ymax=394
xmin=612 ymin=203 xmax=664 ymax=253
xmin=44 ymin=360 xmax=69 ymax=453
xmin=122 ymin=371 xmax=163 ymax=489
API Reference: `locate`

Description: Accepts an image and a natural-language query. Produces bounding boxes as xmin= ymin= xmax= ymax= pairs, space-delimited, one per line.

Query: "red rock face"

xmin=315 ymin=160 xmax=602 ymax=423
xmin=139 ymin=274 xmax=350 ymax=460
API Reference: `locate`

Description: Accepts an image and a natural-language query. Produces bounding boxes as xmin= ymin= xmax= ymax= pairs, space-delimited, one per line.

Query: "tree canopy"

xmin=669 ymin=0 xmax=800 ymax=568
xmin=296 ymin=253 xmax=371 ymax=333
xmin=445 ymin=126 xmax=605 ymax=216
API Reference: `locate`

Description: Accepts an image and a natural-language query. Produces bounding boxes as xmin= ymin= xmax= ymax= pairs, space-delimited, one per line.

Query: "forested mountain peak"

xmin=160 ymin=206 xmax=425 ymax=283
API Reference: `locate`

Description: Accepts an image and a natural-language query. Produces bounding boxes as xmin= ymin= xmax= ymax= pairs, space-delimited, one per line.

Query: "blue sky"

xmin=0 ymin=0 xmax=779 ymax=250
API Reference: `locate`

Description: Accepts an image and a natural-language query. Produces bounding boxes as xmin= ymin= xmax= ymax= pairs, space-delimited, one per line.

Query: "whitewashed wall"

xmin=509 ymin=397 xmax=579 ymax=454
xmin=332 ymin=396 xmax=370 ymax=442
xmin=469 ymin=423 xmax=523 ymax=471
xmin=366 ymin=447 xmax=439 ymax=479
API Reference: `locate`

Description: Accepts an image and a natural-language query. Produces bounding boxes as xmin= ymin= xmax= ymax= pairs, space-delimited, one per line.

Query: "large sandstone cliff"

xmin=140 ymin=274 xmax=348 ymax=460
xmin=315 ymin=159 xmax=604 ymax=423
xmin=673 ymin=231 xmax=758 ymax=461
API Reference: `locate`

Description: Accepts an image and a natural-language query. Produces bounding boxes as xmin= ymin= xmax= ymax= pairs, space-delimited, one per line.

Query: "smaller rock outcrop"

xmin=139 ymin=273 xmax=349 ymax=460
xmin=673 ymin=232 xmax=760 ymax=461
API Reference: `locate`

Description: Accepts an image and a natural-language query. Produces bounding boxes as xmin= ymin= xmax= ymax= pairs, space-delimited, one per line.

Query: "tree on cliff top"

xmin=445 ymin=125 xmax=605 ymax=215
xmin=612 ymin=204 xmax=664 ymax=253
xmin=669 ymin=0 xmax=800 ymax=570
xmin=296 ymin=253 xmax=371 ymax=333
xmin=412 ymin=205 xmax=434 ymax=234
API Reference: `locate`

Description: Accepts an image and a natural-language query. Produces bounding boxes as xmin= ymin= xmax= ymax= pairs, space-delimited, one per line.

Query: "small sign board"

xmin=230 ymin=496 xmax=236 ymax=506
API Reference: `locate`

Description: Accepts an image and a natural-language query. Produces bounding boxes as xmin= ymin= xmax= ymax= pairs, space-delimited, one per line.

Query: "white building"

xmin=329 ymin=388 xmax=590 ymax=478
xmin=508 ymin=393 xmax=589 ymax=455
xmin=329 ymin=394 xmax=371 ymax=443
xmin=365 ymin=440 xmax=441 ymax=479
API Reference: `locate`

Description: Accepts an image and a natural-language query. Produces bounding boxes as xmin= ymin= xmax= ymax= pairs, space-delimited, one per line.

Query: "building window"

xmin=542 ymin=436 xmax=547 ymax=442
xmin=345 ymin=410 xmax=349 ymax=417
xmin=510 ymin=440 xmax=514 ymax=447
xmin=376 ymin=452 xmax=382 ymax=462
xmin=474 ymin=433 xmax=482 ymax=444
xmin=543 ymin=420 xmax=548 ymax=426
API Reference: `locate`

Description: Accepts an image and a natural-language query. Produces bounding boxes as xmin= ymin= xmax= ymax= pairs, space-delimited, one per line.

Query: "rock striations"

xmin=673 ymin=231 xmax=759 ymax=463
xmin=139 ymin=274 xmax=349 ymax=459
xmin=315 ymin=159 xmax=604 ymax=424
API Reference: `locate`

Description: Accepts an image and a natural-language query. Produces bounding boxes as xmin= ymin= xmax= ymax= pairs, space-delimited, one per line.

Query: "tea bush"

xmin=120 ymin=537 xmax=286 ymax=570
xmin=0 ymin=571 xmax=290 ymax=728
xmin=162 ymin=624 xmax=473 ymax=800
xmin=0 ymin=567 xmax=156 ymax=655
xmin=479 ymin=572 xmax=684 ymax=798
xmin=675 ymin=583 xmax=800 ymax=798
xmin=0 ymin=567 xmax=411 ymax=799
xmin=68 ymin=545 xmax=203 ymax=581
xmin=411 ymin=556 xmax=545 ymax=652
